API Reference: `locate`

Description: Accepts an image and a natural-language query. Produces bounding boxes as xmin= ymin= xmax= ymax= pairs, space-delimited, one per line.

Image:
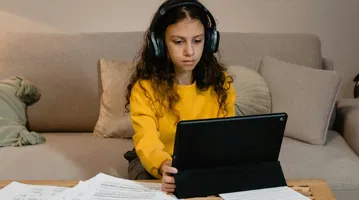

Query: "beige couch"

xmin=0 ymin=32 xmax=358 ymax=199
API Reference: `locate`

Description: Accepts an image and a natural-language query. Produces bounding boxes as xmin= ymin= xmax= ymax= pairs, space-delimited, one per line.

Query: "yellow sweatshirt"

xmin=129 ymin=76 xmax=236 ymax=179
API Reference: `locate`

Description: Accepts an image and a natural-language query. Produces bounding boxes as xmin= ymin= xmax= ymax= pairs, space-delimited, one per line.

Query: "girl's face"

xmin=164 ymin=18 xmax=205 ymax=74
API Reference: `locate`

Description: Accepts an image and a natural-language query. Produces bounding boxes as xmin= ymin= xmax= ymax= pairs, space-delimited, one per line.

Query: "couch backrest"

xmin=0 ymin=32 xmax=324 ymax=132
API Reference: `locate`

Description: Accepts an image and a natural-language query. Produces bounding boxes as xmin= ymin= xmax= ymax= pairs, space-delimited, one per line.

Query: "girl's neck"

xmin=175 ymin=70 xmax=193 ymax=86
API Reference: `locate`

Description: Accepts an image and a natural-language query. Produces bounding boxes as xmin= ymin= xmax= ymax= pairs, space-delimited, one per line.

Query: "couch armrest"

xmin=335 ymin=98 xmax=359 ymax=155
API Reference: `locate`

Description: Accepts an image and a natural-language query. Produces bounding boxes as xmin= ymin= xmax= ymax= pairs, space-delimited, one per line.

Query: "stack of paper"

xmin=0 ymin=173 xmax=310 ymax=200
xmin=0 ymin=173 xmax=177 ymax=200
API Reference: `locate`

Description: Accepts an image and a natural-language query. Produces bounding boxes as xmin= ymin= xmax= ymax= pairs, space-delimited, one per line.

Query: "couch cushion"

xmin=0 ymin=133 xmax=134 ymax=180
xmin=280 ymin=130 xmax=359 ymax=197
xmin=259 ymin=56 xmax=342 ymax=145
xmin=227 ymin=65 xmax=271 ymax=116
xmin=93 ymin=59 xmax=134 ymax=139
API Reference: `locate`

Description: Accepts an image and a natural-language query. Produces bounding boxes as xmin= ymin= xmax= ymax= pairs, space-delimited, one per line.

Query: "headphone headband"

xmin=150 ymin=0 xmax=217 ymax=32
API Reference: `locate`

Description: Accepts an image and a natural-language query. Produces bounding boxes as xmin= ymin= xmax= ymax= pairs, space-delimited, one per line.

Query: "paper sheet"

xmin=0 ymin=181 xmax=69 ymax=200
xmin=0 ymin=173 xmax=177 ymax=200
xmin=54 ymin=181 xmax=88 ymax=200
xmin=78 ymin=173 xmax=176 ymax=200
xmin=219 ymin=186 xmax=311 ymax=200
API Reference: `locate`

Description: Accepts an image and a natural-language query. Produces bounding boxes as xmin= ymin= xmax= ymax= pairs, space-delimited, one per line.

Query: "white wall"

xmin=1 ymin=0 xmax=358 ymax=98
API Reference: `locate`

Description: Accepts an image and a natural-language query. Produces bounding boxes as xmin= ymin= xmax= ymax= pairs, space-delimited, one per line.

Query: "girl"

xmin=124 ymin=0 xmax=236 ymax=193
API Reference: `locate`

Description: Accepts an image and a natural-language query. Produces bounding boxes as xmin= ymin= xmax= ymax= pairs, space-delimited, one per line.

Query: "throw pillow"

xmin=0 ymin=76 xmax=45 ymax=147
xmin=259 ymin=56 xmax=342 ymax=145
xmin=227 ymin=66 xmax=272 ymax=116
xmin=93 ymin=59 xmax=134 ymax=138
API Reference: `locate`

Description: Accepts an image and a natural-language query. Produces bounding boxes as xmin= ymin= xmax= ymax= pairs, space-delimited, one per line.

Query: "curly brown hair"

xmin=125 ymin=1 xmax=233 ymax=123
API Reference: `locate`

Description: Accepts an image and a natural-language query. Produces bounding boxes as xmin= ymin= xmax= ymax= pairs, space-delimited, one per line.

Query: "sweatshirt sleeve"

xmin=129 ymin=81 xmax=173 ymax=179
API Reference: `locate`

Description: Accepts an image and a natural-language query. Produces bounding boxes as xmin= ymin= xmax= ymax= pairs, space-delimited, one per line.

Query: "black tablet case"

xmin=172 ymin=113 xmax=288 ymax=199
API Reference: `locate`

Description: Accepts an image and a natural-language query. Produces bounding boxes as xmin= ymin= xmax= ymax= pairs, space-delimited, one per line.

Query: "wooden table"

xmin=286 ymin=179 xmax=336 ymax=200
xmin=0 ymin=179 xmax=336 ymax=200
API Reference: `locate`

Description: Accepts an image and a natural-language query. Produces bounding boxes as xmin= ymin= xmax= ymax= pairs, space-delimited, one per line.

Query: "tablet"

xmin=172 ymin=112 xmax=288 ymax=171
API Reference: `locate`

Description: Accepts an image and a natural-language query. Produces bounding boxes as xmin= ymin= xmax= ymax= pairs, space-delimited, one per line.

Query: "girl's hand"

xmin=160 ymin=160 xmax=178 ymax=193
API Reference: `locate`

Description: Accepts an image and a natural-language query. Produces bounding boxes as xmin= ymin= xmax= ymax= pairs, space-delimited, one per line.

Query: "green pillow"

xmin=227 ymin=66 xmax=272 ymax=116
xmin=0 ymin=76 xmax=45 ymax=147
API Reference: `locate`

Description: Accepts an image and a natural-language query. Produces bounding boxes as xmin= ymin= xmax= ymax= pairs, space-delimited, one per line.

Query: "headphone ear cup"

xmin=215 ymin=30 xmax=220 ymax=52
xmin=150 ymin=32 xmax=160 ymax=58
xmin=150 ymin=32 xmax=165 ymax=58
xmin=157 ymin=37 xmax=165 ymax=58
xmin=211 ymin=30 xmax=220 ymax=53
xmin=206 ymin=29 xmax=219 ymax=53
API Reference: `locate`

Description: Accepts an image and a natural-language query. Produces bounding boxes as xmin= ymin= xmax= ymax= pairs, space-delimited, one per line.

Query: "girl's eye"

xmin=194 ymin=39 xmax=202 ymax=43
xmin=174 ymin=40 xmax=183 ymax=45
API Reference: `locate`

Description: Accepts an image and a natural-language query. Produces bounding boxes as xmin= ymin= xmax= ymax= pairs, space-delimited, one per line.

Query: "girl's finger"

xmin=161 ymin=184 xmax=175 ymax=193
xmin=162 ymin=175 xmax=175 ymax=183
xmin=164 ymin=166 xmax=178 ymax=174
xmin=163 ymin=183 xmax=176 ymax=190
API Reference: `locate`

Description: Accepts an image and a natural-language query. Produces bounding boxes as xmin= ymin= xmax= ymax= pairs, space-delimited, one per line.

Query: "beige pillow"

xmin=227 ymin=66 xmax=271 ymax=116
xmin=259 ymin=56 xmax=342 ymax=145
xmin=93 ymin=59 xmax=134 ymax=138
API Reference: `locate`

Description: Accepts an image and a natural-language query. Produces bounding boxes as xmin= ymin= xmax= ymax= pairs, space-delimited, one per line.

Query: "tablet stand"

xmin=173 ymin=161 xmax=287 ymax=199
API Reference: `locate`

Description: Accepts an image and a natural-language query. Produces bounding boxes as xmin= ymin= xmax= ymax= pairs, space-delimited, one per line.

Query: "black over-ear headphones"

xmin=149 ymin=0 xmax=220 ymax=58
